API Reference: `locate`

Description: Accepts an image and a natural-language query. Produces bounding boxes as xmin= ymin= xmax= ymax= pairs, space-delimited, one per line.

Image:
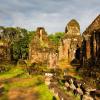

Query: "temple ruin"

xmin=58 ymin=19 xmax=82 ymax=64
xmin=29 ymin=27 xmax=58 ymax=68
xmin=0 ymin=28 xmax=10 ymax=63
xmin=82 ymin=15 xmax=100 ymax=67
xmin=29 ymin=27 xmax=49 ymax=63
xmin=25 ymin=15 xmax=100 ymax=69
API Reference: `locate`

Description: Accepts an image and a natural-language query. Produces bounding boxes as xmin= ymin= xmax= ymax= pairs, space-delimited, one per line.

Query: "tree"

xmin=48 ymin=32 xmax=64 ymax=46
xmin=12 ymin=28 xmax=29 ymax=61
xmin=0 ymin=26 xmax=36 ymax=63
xmin=28 ymin=31 xmax=35 ymax=42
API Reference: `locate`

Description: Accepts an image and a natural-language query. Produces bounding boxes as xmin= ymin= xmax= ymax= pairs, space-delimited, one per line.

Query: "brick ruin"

xmin=29 ymin=27 xmax=58 ymax=68
xmin=58 ymin=19 xmax=82 ymax=64
xmin=29 ymin=15 xmax=100 ymax=68
xmin=0 ymin=40 xmax=9 ymax=62
xmin=82 ymin=15 xmax=100 ymax=67
xmin=0 ymin=15 xmax=99 ymax=70
xmin=29 ymin=27 xmax=48 ymax=63
xmin=0 ymin=28 xmax=10 ymax=63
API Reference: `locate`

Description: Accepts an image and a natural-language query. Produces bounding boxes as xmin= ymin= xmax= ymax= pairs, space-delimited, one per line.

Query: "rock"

xmin=82 ymin=94 xmax=94 ymax=100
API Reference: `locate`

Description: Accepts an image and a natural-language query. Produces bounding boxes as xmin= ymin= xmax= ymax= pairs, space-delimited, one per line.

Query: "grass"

xmin=4 ymin=78 xmax=35 ymax=90
xmin=73 ymin=75 xmax=82 ymax=80
xmin=0 ymin=67 xmax=54 ymax=100
xmin=36 ymin=84 xmax=54 ymax=100
xmin=0 ymin=64 xmax=82 ymax=100
xmin=0 ymin=67 xmax=24 ymax=80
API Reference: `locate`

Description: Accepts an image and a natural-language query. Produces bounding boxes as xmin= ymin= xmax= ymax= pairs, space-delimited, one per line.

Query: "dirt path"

xmin=8 ymin=87 xmax=39 ymax=100
xmin=0 ymin=77 xmax=40 ymax=100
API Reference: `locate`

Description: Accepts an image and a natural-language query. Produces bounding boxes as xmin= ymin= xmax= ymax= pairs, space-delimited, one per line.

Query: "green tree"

xmin=0 ymin=26 xmax=36 ymax=62
xmin=48 ymin=32 xmax=64 ymax=46
xmin=28 ymin=31 xmax=35 ymax=42
xmin=12 ymin=28 xmax=29 ymax=61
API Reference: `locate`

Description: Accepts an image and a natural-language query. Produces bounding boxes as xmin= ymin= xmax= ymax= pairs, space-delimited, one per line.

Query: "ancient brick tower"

xmin=82 ymin=15 xmax=100 ymax=67
xmin=29 ymin=27 xmax=58 ymax=68
xmin=29 ymin=27 xmax=49 ymax=64
xmin=59 ymin=19 xmax=82 ymax=64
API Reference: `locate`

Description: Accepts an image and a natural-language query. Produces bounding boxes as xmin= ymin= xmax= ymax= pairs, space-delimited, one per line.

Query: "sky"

xmin=0 ymin=0 xmax=100 ymax=34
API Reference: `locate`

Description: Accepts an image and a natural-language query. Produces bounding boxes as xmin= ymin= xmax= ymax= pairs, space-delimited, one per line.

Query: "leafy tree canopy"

xmin=0 ymin=26 xmax=35 ymax=62
xmin=48 ymin=32 xmax=64 ymax=45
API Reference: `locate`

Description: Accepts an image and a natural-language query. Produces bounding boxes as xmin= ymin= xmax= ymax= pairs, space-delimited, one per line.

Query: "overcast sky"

xmin=0 ymin=0 xmax=100 ymax=33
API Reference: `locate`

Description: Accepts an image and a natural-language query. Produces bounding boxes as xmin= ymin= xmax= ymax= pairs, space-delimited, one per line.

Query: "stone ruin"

xmin=29 ymin=27 xmax=58 ymax=68
xmin=82 ymin=15 xmax=100 ymax=67
xmin=0 ymin=28 xmax=10 ymax=63
xmin=29 ymin=27 xmax=48 ymax=63
xmin=58 ymin=19 xmax=82 ymax=64
xmin=48 ymin=51 xmax=58 ymax=68
xmin=28 ymin=15 xmax=100 ymax=69
xmin=0 ymin=40 xmax=10 ymax=62
xmin=78 ymin=15 xmax=100 ymax=85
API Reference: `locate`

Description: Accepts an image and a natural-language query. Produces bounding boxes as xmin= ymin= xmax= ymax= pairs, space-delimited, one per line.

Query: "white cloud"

xmin=0 ymin=0 xmax=100 ymax=33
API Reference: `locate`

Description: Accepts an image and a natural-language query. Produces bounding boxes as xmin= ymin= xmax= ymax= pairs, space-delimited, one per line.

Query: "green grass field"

xmin=0 ymin=67 xmax=54 ymax=100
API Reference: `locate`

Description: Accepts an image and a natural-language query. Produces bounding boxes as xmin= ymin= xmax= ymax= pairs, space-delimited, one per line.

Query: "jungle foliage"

xmin=0 ymin=26 xmax=35 ymax=62
xmin=0 ymin=26 xmax=63 ymax=62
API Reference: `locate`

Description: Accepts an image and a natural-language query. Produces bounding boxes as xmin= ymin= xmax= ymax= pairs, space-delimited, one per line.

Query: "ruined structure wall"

xmin=0 ymin=39 xmax=10 ymax=62
xmin=86 ymin=38 xmax=91 ymax=59
xmin=58 ymin=19 xmax=82 ymax=64
xmin=59 ymin=39 xmax=71 ymax=61
xmin=48 ymin=52 xmax=58 ymax=68
xmin=82 ymin=15 xmax=100 ymax=67
xmin=29 ymin=27 xmax=58 ymax=68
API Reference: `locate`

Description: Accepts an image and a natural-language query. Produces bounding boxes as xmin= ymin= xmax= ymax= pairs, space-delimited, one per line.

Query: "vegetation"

xmin=0 ymin=26 xmax=64 ymax=63
xmin=0 ymin=27 xmax=65 ymax=99
xmin=0 ymin=26 xmax=35 ymax=62
xmin=48 ymin=32 xmax=64 ymax=46
xmin=0 ymin=66 xmax=54 ymax=100
xmin=0 ymin=25 xmax=99 ymax=100
xmin=0 ymin=67 xmax=24 ymax=80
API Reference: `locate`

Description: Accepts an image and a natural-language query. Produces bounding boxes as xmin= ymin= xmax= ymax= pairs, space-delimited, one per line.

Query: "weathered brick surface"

xmin=58 ymin=19 xmax=82 ymax=63
xmin=29 ymin=27 xmax=58 ymax=68
xmin=82 ymin=15 xmax=100 ymax=66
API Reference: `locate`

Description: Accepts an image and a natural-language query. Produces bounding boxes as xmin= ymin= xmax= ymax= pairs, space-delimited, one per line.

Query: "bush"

xmin=0 ymin=64 xmax=11 ymax=73
xmin=36 ymin=76 xmax=44 ymax=85
xmin=27 ymin=63 xmax=48 ymax=75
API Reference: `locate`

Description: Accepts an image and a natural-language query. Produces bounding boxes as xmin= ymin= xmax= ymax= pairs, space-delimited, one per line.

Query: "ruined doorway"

xmin=75 ymin=45 xmax=80 ymax=60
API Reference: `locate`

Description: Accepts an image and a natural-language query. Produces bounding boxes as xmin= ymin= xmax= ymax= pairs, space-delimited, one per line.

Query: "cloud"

xmin=0 ymin=0 xmax=100 ymax=33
